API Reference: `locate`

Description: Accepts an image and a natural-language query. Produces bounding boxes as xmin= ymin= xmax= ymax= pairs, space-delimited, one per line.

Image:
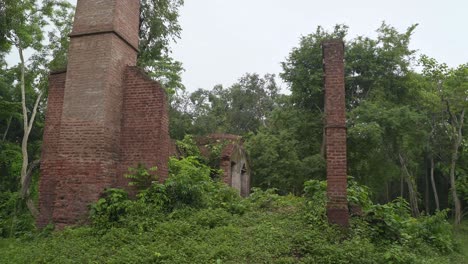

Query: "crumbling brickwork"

xmin=38 ymin=0 xmax=169 ymax=228
xmin=171 ymin=134 xmax=251 ymax=197
xmin=37 ymin=71 xmax=66 ymax=227
xmin=118 ymin=67 xmax=170 ymax=188
xmin=197 ymin=134 xmax=250 ymax=196
xmin=323 ymin=40 xmax=349 ymax=226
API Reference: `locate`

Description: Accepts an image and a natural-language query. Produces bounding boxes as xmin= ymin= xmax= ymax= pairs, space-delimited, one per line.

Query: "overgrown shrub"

xmin=303 ymin=179 xmax=327 ymax=224
xmin=1 ymin=156 xmax=461 ymax=263
xmin=0 ymin=192 xmax=35 ymax=238
xmin=89 ymin=156 xmax=246 ymax=231
xmin=367 ymin=200 xmax=455 ymax=253
xmin=89 ymin=188 xmax=131 ymax=230
xmin=301 ymin=178 xmax=456 ymax=254
xmin=247 ymin=187 xmax=280 ymax=210
xmin=124 ymin=164 xmax=158 ymax=191
xmin=175 ymin=135 xmax=203 ymax=158
xmin=165 ymin=156 xmax=214 ymax=209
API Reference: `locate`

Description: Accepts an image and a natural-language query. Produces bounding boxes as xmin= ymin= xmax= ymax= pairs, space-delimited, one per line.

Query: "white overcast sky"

xmin=39 ymin=0 xmax=468 ymax=92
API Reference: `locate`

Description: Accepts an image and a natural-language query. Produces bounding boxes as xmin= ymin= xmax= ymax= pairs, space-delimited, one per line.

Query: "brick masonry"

xmin=118 ymin=67 xmax=170 ymax=188
xmin=37 ymin=71 xmax=66 ymax=227
xmin=37 ymin=0 xmax=169 ymax=228
xmin=323 ymin=40 xmax=349 ymax=227
xmin=38 ymin=0 xmax=342 ymax=228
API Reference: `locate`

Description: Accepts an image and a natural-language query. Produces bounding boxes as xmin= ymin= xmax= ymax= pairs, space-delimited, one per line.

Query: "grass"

xmin=0 ymin=159 xmax=465 ymax=264
xmin=454 ymin=220 xmax=468 ymax=263
xmin=0 ymin=196 xmax=466 ymax=263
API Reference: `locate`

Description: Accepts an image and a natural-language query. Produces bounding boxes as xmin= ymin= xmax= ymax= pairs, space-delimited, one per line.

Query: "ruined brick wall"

xmin=118 ymin=67 xmax=170 ymax=188
xmin=50 ymin=0 xmax=139 ymax=226
xmin=195 ymin=134 xmax=251 ymax=196
xmin=38 ymin=0 xmax=161 ymax=228
xmin=323 ymin=40 xmax=349 ymax=226
xmin=195 ymin=134 xmax=240 ymax=184
xmin=37 ymin=72 xmax=66 ymax=227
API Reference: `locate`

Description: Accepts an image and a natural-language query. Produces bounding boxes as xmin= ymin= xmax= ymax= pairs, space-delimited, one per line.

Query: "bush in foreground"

xmin=0 ymin=157 xmax=465 ymax=263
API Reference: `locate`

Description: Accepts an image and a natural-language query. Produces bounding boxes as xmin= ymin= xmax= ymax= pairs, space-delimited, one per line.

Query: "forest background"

xmin=0 ymin=0 xmax=467 ymax=262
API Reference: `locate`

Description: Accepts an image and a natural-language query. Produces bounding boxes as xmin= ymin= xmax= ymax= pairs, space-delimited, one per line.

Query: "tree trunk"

xmin=430 ymin=156 xmax=440 ymax=211
xmin=399 ymin=153 xmax=420 ymax=217
xmin=18 ymin=46 xmax=42 ymax=214
xmin=400 ymin=173 xmax=404 ymax=198
xmin=2 ymin=116 xmax=12 ymax=142
xmin=406 ymin=176 xmax=420 ymax=217
xmin=24 ymin=160 xmax=40 ymax=218
xmin=448 ymin=108 xmax=464 ymax=225
xmin=424 ymin=160 xmax=429 ymax=213
xmin=386 ymin=181 xmax=390 ymax=203
xmin=449 ymin=150 xmax=462 ymax=225
xmin=320 ymin=126 xmax=326 ymax=158
xmin=19 ymin=45 xmax=29 ymax=200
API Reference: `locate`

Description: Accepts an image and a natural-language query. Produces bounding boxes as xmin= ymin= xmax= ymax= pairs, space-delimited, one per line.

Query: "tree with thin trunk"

xmin=420 ymin=56 xmax=467 ymax=225
xmin=18 ymin=44 xmax=42 ymax=210
xmin=430 ymin=155 xmax=440 ymax=211
xmin=445 ymin=101 xmax=465 ymax=225
xmin=1 ymin=0 xmax=73 ymax=215
xmin=399 ymin=152 xmax=420 ymax=217
xmin=440 ymin=65 xmax=466 ymax=225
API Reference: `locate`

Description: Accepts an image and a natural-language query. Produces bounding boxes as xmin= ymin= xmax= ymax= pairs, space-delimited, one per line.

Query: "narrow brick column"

xmin=37 ymin=71 xmax=66 ymax=227
xmin=323 ymin=40 xmax=349 ymax=227
xmin=38 ymin=0 xmax=140 ymax=227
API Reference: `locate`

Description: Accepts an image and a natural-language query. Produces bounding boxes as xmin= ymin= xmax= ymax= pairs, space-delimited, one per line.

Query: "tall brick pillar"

xmin=38 ymin=0 xmax=140 ymax=227
xmin=323 ymin=40 xmax=349 ymax=227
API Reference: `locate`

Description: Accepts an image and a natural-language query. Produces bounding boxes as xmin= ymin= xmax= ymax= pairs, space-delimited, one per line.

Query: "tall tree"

xmin=278 ymin=23 xmax=423 ymax=205
xmin=421 ymin=57 xmax=467 ymax=224
xmin=443 ymin=65 xmax=467 ymax=225
xmin=0 ymin=0 xmax=73 ymax=214
xmin=138 ymin=0 xmax=185 ymax=94
xmin=245 ymin=95 xmax=326 ymax=194
xmin=170 ymin=73 xmax=280 ymax=137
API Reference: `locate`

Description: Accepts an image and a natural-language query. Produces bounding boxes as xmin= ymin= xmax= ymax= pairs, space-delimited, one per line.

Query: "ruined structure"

xmin=38 ymin=0 xmax=250 ymax=228
xmin=169 ymin=134 xmax=251 ymax=197
xmin=323 ymin=40 xmax=349 ymax=226
xmin=38 ymin=0 xmax=170 ymax=228
xmin=38 ymin=0 xmax=343 ymax=229
xmin=196 ymin=134 xmax=251 ymax=197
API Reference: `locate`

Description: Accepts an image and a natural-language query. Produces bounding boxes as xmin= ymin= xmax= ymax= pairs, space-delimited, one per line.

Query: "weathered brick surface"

xmin=70 ymin=0 xmax=139 ymax=50
xmin=50 ymin=33 xmax=137 ymax=227
xmin=117 ymin=67 xmax=170 ymax=188
xmin=323 ymin=40 xmax=349 ymax=227
xmin=37 ymin=0 xmax=170 ymax=228
xmin=37 ymin=72 xmax=66 ymax=227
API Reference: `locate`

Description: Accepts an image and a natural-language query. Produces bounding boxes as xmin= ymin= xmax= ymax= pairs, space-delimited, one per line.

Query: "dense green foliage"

xmin=170 ymin=23 xmax=467 ymax=220
xmin=169 ymin=73 xmax=279 ymax=138
xmin=138 ymin=0 xmax=185 ymax=93
xmin=0 ymin=0 xmax=185 ymax=235
xmin=0 ymin=157 xmax=465 ymax=263
xmin=0 ymin=1 xmax=466 ymax=262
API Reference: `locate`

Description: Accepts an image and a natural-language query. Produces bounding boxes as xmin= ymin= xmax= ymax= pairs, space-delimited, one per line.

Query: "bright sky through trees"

xmin=14 ymin=0 xmax=468 ymax=92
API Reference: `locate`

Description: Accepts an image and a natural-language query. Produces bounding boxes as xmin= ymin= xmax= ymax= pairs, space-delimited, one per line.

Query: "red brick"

xmin=118 ymin=67 xmax=170 ymax=188
xmin=37 ymin=72 xmax=66 ymax=227
xmin=38 ymin=0 xmax=169 ymax=228
xmin=323 ymin=40 xmax=349 ymax=226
